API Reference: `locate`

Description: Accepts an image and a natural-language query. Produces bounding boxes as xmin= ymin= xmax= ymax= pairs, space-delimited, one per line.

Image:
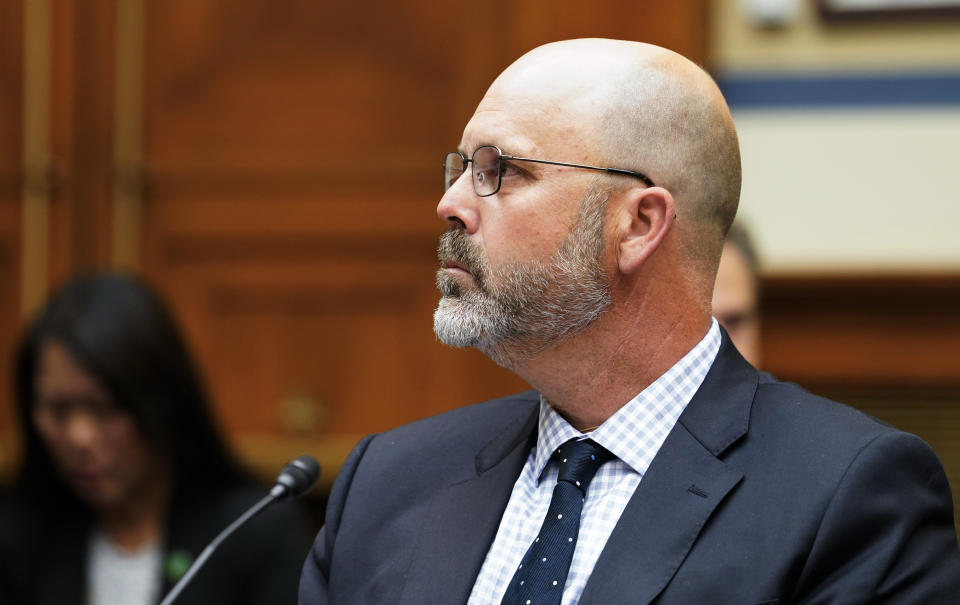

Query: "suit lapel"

xmin=579 ymin=423 xmax=743 ymax=604
xmin=580 ymin=333 xmax=758 ymax=605
xmin=399 ymin=394 xmax=539 ymax=605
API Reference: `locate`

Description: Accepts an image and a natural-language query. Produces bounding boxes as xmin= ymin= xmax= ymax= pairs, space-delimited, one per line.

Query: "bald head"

xmin=483 ymin=39 xmax=741 ymax=274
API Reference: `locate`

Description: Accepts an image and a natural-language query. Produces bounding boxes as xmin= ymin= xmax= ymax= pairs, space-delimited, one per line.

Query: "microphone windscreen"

xmin=272 ymin=455 xmax=321 ymax=500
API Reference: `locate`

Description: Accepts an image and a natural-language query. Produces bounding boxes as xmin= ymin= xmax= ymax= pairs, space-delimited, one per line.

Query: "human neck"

xmin=98 ymin=471 xmax=171 ymax=551
xmin=513 ymin=304 xmax=712 ymax=432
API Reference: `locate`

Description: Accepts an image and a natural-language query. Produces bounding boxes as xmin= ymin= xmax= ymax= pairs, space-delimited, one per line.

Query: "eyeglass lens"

xmin=472 ymin=146 xmax=500 ymax=196
xmin=443 ymin=152 xmax=465 ymax=192
xmin=443 ymin=146 xmax=503 ymax=196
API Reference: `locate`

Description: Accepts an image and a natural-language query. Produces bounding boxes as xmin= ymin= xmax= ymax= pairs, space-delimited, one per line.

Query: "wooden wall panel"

xmin=0 ymin=0 xmax=23 ymax=445
xmin=761 ymin=274 xmax=960 ymax=388
xmin=512 ymin=0 xmax=708 ymax=64
xmin=0 ymin=200 xmax=20 ymax=442
xmin=0 ymin=1 xmax=22 ymax=185
xmin=48 ymin=0 xmax=116 ymax=281
xmin=138 ymin=0 xmax=710 ymax=479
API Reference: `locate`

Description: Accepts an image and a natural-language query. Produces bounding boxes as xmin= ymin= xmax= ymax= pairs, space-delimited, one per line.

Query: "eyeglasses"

xmin=443 ymin=144 xmax=654 ymax=197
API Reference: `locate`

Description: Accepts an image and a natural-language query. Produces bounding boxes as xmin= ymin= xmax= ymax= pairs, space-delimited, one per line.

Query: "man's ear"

xmin=617 ymin=186 xmax=675 ymax=274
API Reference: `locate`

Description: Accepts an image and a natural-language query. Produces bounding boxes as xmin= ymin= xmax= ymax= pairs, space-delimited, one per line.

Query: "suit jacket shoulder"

xmin=301 ymin=337 xmax=960 ymax=605
xmin=354 ymin=390 xmax=540 ymax=478
xmin=585 ymin=337 xmax=960 ymax=604
xmin=301 ymin=391 xmax=541 ymax=604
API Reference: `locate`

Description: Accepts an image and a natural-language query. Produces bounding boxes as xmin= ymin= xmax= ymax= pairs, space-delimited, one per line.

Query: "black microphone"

xmin=158 ymin=455 xmax=321 ymax=605
xmin=270 ymin=455 xmax=321 ymax=501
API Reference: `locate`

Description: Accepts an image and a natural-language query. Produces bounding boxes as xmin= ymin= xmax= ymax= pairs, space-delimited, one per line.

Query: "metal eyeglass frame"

xmin=443 ymin=144 xmax=655 ymax=197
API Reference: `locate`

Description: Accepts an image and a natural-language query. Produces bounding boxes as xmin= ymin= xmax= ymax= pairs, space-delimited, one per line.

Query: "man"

xmin=300 ymin=39 xmax=960 ymax=604
xmin=713 ymin=222 xmax=762 ymax=366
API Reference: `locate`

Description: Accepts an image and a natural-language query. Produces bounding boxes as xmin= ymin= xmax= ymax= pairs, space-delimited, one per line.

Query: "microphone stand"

xmin=158 ymin=492 xmax=278 ymax=605
xmin=157 ymin=455 xmax=319 ymax=605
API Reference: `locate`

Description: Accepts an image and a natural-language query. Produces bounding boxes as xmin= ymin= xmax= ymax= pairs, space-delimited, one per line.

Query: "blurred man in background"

xmin=712 ymin=222 xmax=761 ymax=367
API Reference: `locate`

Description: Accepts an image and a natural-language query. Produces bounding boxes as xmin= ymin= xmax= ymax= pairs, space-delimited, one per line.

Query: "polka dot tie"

xmin=499 ymin=438 xmax=615 ymax=605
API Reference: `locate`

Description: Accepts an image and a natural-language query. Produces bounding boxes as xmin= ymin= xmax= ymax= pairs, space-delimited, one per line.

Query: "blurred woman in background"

xmin=0 ymin=272 xmax=308 ymax=605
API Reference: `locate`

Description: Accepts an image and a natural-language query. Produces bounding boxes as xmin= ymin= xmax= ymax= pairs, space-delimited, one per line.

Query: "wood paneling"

xmin=138 ymin=0 xmax=710 ymax=474
xmin=48 ymin=0 xmax=116 ymax=281
xmin=0 ymin=200 xmax=19 ymax=441
xmin=0 ymin=1 xmax=23 ymax=192
xmin=0 ymin=0 xmax=23 ymax=443
xmin=512 ymin=0 xmax=708 ymax=64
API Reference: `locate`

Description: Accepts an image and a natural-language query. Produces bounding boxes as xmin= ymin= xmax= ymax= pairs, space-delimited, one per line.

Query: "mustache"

xmin=437 ymin=229 xmax=488 ymax=291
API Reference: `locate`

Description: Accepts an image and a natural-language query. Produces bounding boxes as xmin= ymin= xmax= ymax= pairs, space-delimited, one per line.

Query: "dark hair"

xmin=725 ymin=221 xmax=761 ymax=285
xmin=13 ymin=271 xmax=247 ymax=516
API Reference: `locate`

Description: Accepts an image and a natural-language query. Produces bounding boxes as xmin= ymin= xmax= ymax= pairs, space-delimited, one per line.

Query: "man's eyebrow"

xmin=458 ymin=140 xmax=535 ymax=159
xmin=457 ymin=141 xmax=498 ymax=155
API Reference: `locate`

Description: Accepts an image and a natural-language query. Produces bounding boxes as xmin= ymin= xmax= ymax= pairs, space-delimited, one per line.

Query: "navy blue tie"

xmin=500 ymin=438 xmax=614 ymax=605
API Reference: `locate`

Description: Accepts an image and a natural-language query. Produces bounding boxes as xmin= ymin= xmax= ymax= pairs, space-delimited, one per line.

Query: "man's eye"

xmin=499 ymin=161 xmax=523 ymax=178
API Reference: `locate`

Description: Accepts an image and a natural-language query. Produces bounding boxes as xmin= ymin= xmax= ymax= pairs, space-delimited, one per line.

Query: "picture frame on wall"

xmin=819 ymin=0 xmax=960 ymax=20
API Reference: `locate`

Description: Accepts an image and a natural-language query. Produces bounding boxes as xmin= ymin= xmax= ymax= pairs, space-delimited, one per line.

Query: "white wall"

xmin=735 ymin=107 xmax=960 ymax=272
xmin=711 ymin=0 xmax=960 ymax=273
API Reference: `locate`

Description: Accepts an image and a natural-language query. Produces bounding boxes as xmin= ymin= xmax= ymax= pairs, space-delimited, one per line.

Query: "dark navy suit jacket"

xmin=299 ymin=335 xmax=960 ymax=604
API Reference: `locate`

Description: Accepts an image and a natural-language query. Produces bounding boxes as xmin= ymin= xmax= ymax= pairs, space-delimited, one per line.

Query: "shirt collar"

xmin=532 ymin=319 xmax=722 ymax=483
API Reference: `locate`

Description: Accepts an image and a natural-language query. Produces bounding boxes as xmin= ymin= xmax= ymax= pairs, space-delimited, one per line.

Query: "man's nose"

xmin=437 ymin=171 xmax=480 ymax=233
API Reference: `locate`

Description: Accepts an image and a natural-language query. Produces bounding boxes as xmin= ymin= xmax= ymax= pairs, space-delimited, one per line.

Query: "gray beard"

xmin=433 ymin=188 xmax=611 ymax=369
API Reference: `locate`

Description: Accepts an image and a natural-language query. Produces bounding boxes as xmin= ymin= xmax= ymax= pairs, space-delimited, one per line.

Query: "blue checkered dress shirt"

xmin=467 ymin=319 xmax=721 ymax=605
